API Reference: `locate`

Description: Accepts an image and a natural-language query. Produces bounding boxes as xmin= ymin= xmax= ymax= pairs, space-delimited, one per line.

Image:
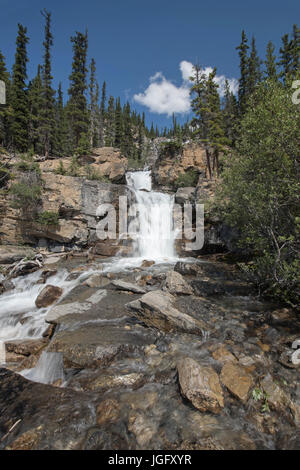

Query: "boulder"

xmin=127 ymin=290 xmax=207 ymax=334
xmin=5 ymin=339 xmax=47 ymax=357
xmin=141 ymin=260 xmax=155 ymax=268
xmin=163 ymin=270 xmax=193 ymax=295
xmin=220 ymin=362 xmax=254 ymax=402
xmin=112 ymin=280 xmax=146 ymax=294
xmin=35 ymin=285 xmax=63 ymax=308
xmin=175 ymin=187 xmax=195 ymax=205
xmin=177 ymin=357 xmax=224 ymax=414
xmin=96 ymin=399 xmax=120 ymax=426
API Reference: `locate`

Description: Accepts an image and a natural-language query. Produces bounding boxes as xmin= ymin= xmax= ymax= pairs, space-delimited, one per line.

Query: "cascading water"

xmin=126 ymin=170 xmax=176 ymax=261
xmin=21 ymin=351 xmax=65 ymax=385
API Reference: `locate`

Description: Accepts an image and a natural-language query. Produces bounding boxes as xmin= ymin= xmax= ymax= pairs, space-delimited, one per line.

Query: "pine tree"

xmin=40 ymin=9 xmax=56 ymax=158
xmin=264 ymin=41 xmax=278 ymax=80
xmin=99 ymin=81 xmax=106 ymax=146
xmin=0 ymin=50 xmax=10 ymax=147
xmin=10 ymin=24 xmax=29 ymax=152
xmin=28 ymin=65 xmax=43 ymax=153
xmin=279 ymin=33 xmax=293 ymax=80
xmin=121 ymin=101 xmax=135 ymax=158
xmin=236 ymin=30 xmax=249 ymax=114
xmin=105 ymin=95 xmax=115 ymax=146
xmin=114 ymin=97 xmax=122 ymax=148
xmin=290 ymin=24 xmax=300 ymax=77
xmin=89 ymin=58 xmax=98 ymax=147
xmin=223 ymin=79 xmax=238 ymax=145
xmin=67 ymin=30 xmax=89 ymax=153
xmin=54 ymin=82 xmax=68 ymax=156
xmin=248 ymin=36 xmax=261 ymax=95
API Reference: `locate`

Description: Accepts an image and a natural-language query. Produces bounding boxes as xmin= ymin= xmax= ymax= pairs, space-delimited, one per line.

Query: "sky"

xmin=1 ymin=0 xmax=299 ymax=128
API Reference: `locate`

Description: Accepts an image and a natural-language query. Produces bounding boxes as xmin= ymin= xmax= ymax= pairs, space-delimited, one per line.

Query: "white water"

xmin=126 ymin=170 xmax=176 ymax=261
xmin=21 ymin=351 xmax=65 ymax=384
xmin=0 ymin=170 xmax=180 ymax=373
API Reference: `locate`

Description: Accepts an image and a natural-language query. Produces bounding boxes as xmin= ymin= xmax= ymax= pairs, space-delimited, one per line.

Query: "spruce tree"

xmin=54 ymin=82 xmax=68 ymax=156
xmin=10 ymin=24 xmax=29 ymax=152
xmin=223 ymin=79 xmax=238 ymax=145
xmin=248 ymin=36 xmax=261 ymax=96
xmin=264 ymin=41 xmax=278 ymax=80
xmin=28 ymin=65 xmax=43 ymax=153
xmin=236 ymin=30 xmax=249 ymax=114
xmin=89 ymin=58 xmax=98 ymax=148
xmin=40 ymin=9 xmax=55 ymax=158
xmin=99 ymin=81 xmax=106 ymax=146
xmin=121 ymin=101 xmax=134 ymax=158
xmin=67 ymin=30 xmax=89 ymax=153
xmin=290 ymin=24 xmax=300 ymax=77
xmin=105 ymin=95 xmax=115 ymax=146
xmin=0 ymin=50 xmax=10 ymax=148
xmin=279 ymin=33 xmax=293 ymax=80
xmin=114 ymin=97 xmax=122 ymax=148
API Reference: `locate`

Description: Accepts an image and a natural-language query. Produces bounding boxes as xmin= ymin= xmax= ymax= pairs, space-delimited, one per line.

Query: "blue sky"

xmin=1 ymin=0 xmax=299 ymax=128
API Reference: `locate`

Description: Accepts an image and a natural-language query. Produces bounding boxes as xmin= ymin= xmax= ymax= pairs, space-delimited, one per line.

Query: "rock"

xmin=44 ymin=256 xmax=61 ymax=265
xmin=175 ymin=187 xmax=195 ymax=205
xmin=46 ymin=289 xmax=107 ymax=323
xmin=35 ymin=285 xmax=63 ymax=308
xmin=0 ymin=279 xmax=14 ymax=294
xmin=96 ymin=399 xmax=120 ymax=425
xmin=112 ymin=280 xmax=146 ymax=294
xmin=128 ymin=412 xmax=157 ymax=447
xmin=0 ymin=245 xmax=36 ymax=264
xmin=41 ymin=269 xmax=57 ymax=281
xmin=177 ymin=357 xmax=224 ymax=414
xmin=174 ymin=261 xmax=202 ymax=276
xmin=220 ymin=362 xmax=254 ymax=402
xmin=127 ymin=290 xmax=208 ymax=335
xmin=163 ymin=270 xmax=193 ymax=295
xmin=83 ymin=274 xmax=110 ymax=288
xmin=71 ymin=371 xmax=145 ymax=392
xmin=5 ymin=339 xmax=47 ymax=357
xmin=261 ymin=374 xmax=293 ymax=415
xmin=92 ymin=241 xmax=119 ymax=257
xmin=211 ymin=345 xmax=238 ymax=364
xmin=141 ymin=260 xmax=155 ymax=268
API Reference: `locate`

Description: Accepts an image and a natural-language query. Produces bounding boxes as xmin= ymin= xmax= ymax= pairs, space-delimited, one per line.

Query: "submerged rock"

xmin=220 ymin=362 xmax=254 ymax=403
xmin=177 ymin=357 xmax=224 ymax=414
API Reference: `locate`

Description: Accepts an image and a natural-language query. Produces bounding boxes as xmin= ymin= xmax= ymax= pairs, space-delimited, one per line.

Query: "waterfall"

xmin=21 ymin=351 xmax=65 ymax=385
xmin=126 ymin=171 xmax=176 ymax=261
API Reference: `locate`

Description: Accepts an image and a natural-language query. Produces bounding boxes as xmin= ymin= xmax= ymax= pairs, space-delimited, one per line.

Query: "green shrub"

xmin=55 ymin=160 xmax=67 ymax=176
xmin=84 ymin=164 xmax=109 ymax=181
xmin=11 ymin=182 xmax=41 ymax=209
xmin=174 ymin=169 xmax=198 ymax=188
xmin=67 ymin=156 xmax=81 ymax=176
xmin=160 ymin=140 xmax=183 ymax=157
xmin=36 ymin=211 xmax=59 ymax=226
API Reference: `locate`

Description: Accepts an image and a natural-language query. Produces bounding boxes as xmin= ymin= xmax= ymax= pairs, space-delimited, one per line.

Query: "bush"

xmin=160 ymin=140 xmax=183 ymax=157
xmin=67 ymin=156 xmax=81 ymax=176
xmin=174 ymin=169 xmax=198 ymax=188
xmin=55 ymin=160 xmax=67 ymax=176
xmin=36 ymin=211 xmax=59 ymax=226
xmin=216 ymin=80 xmax=300 ymax=308
xmin=10 ymin=170 xmax=42 ymax=218
xmin=84 ymin=164 xmax=109 ymax=182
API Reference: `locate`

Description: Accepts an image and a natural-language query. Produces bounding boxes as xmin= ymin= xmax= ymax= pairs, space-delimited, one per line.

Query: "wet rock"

xmin=112 ymin=280 xmax=146 ymax=294
xmin=35 ymin=285 xmax=63 ymax=308
xmin=261 ymin=374 xmax=298 ymax=423
xmin=96 ymin=399 xmax=120 ymax=426
xmin=5 ymin=339 xmax=47 ymax=357
xmin=141 ymin=260 xmax=155 ymax=268
xmin=177 ymin=357 xmax=224 ymax=414
xmin=211 ymin=344 xmax=238 ymax=364
xmin=268 ymin=308 xmax=297 ymax=327
xmin=0 ymin=368 xmax=96 ymax=450
xmin=0 ymin=279 xmax=14 ymax=294
xmin=163 ymin=271 xmax=193 ymax=295
xmin=127 ymin=290 xmax=208 ymax=335
xmin=71 ymin=371 xmax=145 ymax=392
xmin=0 ymin=245 xmax=36 ymax=264
xmin=46 ymin=289 xmax=107 ymax=323
xmin=174 ymin=261 xmax=202 ymax=276
xmin=41 ymin=269 xmax=57 ymax=281
xmin=91 ymin=241 xmax=120 ymax=257
xmin=128 ymin=412 xmax=157 ymax=447
xmin=220 ymin=362 xmax=254 ymax=403
xmin=83 ymin=274 xmax=110 ymax=288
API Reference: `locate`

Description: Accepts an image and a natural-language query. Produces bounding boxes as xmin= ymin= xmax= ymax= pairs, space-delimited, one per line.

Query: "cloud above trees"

xmin=133 ymin=61 xmax=238 ymax=116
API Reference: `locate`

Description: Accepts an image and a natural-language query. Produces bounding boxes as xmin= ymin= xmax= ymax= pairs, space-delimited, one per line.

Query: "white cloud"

xmin=133 ymin=61 xmax=238 ymax=116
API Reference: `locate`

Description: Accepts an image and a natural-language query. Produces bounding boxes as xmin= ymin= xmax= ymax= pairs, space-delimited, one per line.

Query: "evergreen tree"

xmin=54 ymin=82 xmax=68 ymax=156
xmin=290 ymin=24 xmax=300 ymax=77
xmin=105 ymin=95 xmax=115 ymax=146
xmin=120 ymin=101 xmax=135 ymax=158
xmin=99 ymin=81 xmax=106 ymax=146
xmin=40 ymin=9 xmax=55 ymax=157
xmin=0 ymin=50 xmax=10 ymax=147
xmin=28 ymin=65 xmax=43 ymax=153
xmin=264 ymin=41 xmax=278 ymax=80
xmin=89 ymin=58 xmax=98 ymax=147
xmin=248 ymin=36 xmax=261 ymax=95
xmin=67 ymin=30 xmax=89 ymax=153
xmin=236 ymin=30 xmax=249 ymax=114
xmin=223 ymin=79 xmax=238 ymax=145
xmin=279 ymin=33 xmax=293 ymax=80
xmin=114 ymin=97 xmax=122 ymax=148
xmin=10 ymin=24 xmax=29 ymax=152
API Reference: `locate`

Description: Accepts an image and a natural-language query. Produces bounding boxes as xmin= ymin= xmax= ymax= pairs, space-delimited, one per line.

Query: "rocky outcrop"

xmin=177 ymin=357 xmax=224 ymax=414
